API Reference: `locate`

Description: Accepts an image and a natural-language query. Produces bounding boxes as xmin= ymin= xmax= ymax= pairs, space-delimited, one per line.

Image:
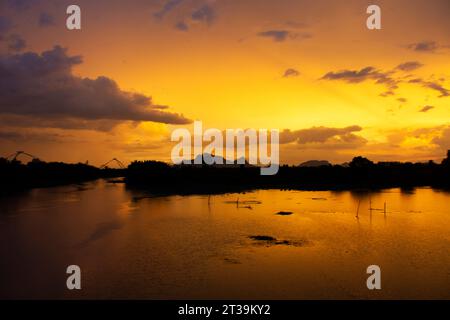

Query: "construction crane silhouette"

xmin=6 ymin=151 xmax=38 ymax=162
xmin=100 ymin=158 xmax=126 ymax=169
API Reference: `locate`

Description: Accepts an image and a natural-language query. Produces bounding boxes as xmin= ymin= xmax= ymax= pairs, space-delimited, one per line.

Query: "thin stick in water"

xmin=356 ymin=199 xmax=361 ymax=218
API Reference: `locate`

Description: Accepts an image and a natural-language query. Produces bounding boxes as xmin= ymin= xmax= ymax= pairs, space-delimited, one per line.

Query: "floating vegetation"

xmin=276 ymin=211 xmax=293 ymax=216
xmin=249 ymin=235 xmax=309 ymax=247
xmin=249 ymin=235 xmax=276 ymax=241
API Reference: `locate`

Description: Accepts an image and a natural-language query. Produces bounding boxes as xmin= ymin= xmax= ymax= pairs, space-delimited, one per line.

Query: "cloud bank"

xmin=257 ymin=29 xmax=311 ymax=42
xmin=321 ymin=63 xmax=449 ymax=98
xmin=0 ymin=46 xmax=192 ymax=126
xmin=280 ymin=125 xmax=365 ymax=146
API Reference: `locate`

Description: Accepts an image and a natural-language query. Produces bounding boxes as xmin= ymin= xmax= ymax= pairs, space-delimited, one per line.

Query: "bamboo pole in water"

xmin=356 ymin=199 xmax=361 ymax=219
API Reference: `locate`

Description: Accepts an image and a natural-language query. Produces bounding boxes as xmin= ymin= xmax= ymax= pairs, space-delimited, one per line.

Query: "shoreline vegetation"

xmin=1 ymin=151 xmax=449 ymax=195
xmin=0 ymin=157 xmax=124 ymax=194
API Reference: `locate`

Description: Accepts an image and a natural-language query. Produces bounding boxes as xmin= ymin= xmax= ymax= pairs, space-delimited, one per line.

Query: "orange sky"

xmin=0 ymin=0 xmax=449 ymax=166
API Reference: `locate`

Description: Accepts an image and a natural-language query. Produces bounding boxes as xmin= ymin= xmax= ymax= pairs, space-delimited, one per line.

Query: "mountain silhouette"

xmin=299 ymin=160 xmax=331 ymax=167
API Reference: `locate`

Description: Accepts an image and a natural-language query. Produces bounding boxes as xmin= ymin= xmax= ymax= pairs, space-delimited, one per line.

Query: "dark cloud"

xmin=175 ymin=21 xmax=189 ymax=31
xmin=424 ymin=81 xmax=450 ymax=97
xmin=0 ymin=16 xmax=12 ymax=35
xmin=155 ymin=1 xmax=216 ymax=30
xmin=122 ymin=140 xmax=169 ymax=154
xmin=280 ymin=125 xmax=363 ymax=144
xmin=7 ymin=34 xmax=26 ymax=51
xmin=258 ymin=30 xmax=289 ymax=42
xmin=280 ymin=125 xmax=367 ymax=152
xmin=321 ymin=66 xmax=400 ymax=95
xmin=191 ymin=4 xmax=216 ymax=25
xmin=0 ymin=129 xmax=71 ymax=143
xmin=152 ymin=104 xmax=170 ymax=110
xmin=39 ymin=12 xmax=55 ymax=27
xmin=154 ymin=0 xmax=184 ymax=19
xmin=0 ymin=130 xmax=22 ymax=140
xmin=0 ymin=16 xmax=26 ymax=52
xmin=321 ymin=67 xmax=381 ymax=83
xmin=419 ymin=105 xmax=434 ymax=113
xmin=283 ymin=68 xmax=300 ymax=78
xmin=0 ymin=114 xmax=122 ymax=131
xmin=408 ymin=78 xmax=450 ymax=97
xmin=432 ymin=126 xmax=450 ymax=151
xmin=322 ymin=64 xmax=449 ymax=98
xmin=0 ymin=46 xmax=192 ymax=125
xmin=257 ymin=30 xmax=311 ymax=42
xmin=317 ymin=133 xmax=367 ymax=150
xmin=396 ymin=61 xmax=423 ymax=72
xmin=408 ymin=78 xmax=422 ymax=84
xmin=406 ymin=41 xmax=440 ymax=53
xmin=5 ymin=0 xmax=36 ymax=11
xmin=380 ymin=90 xmax=395 ymax=97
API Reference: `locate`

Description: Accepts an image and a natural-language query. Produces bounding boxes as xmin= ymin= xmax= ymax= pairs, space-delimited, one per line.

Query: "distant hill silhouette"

xmin=299 ymin=160 xmax=331 ymax=167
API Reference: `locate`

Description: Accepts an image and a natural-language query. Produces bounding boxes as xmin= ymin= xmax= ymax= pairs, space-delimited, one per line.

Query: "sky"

xmin=0 ymin=0 xmax=449 ymax=166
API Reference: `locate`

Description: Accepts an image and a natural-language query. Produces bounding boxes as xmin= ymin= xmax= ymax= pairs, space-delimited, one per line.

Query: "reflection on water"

xmin=0 ymin=180 xmax=449 ymax=299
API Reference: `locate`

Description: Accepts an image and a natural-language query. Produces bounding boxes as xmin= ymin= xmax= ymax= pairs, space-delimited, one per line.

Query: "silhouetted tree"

xmin=349 ymin=156 xmax=374 ymax=168
xmin=442 ymin=150 xmax=450 ymax=166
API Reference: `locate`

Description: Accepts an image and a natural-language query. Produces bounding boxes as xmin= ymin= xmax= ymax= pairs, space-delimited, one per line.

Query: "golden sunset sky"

xmin=0 ymin=0 xmax=449 ymax=165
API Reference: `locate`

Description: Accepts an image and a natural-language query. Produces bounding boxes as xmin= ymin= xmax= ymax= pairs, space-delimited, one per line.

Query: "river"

xmin=1 ymin=180 xmax=449 ymax=299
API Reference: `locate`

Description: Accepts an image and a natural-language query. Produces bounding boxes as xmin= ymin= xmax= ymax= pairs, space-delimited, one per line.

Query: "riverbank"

xmin=0 ymin=158 xmax=125 ymax=194
xmin=124 ymin=158 xmax=450 ymax=195
xmin=2 ymin=154 xmax=450 ymax=195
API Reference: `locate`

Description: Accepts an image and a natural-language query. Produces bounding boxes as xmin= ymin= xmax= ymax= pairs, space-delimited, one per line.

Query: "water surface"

xmin=1 ymin=180 xmax=449 ymax=299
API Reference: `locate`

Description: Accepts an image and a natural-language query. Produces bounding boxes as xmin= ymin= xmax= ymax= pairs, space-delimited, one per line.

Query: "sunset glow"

xmin=1 ymin=0 xmax=449 ymax=165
